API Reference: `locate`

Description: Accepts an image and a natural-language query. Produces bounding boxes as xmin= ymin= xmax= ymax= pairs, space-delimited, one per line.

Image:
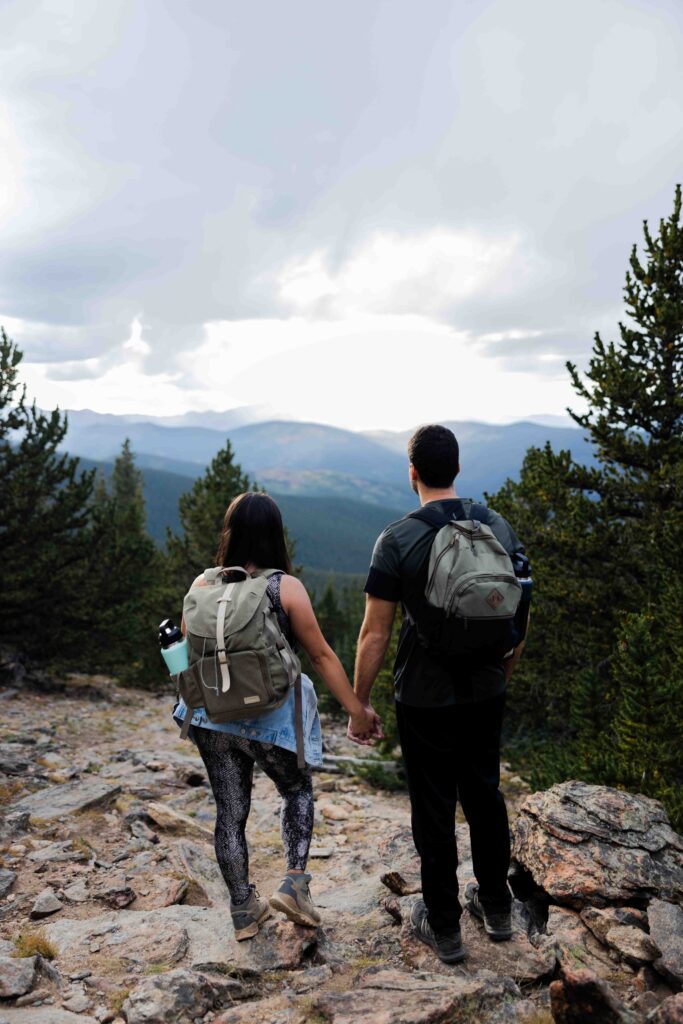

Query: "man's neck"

xmin=417 ymin=485 xmax=458 ymax=507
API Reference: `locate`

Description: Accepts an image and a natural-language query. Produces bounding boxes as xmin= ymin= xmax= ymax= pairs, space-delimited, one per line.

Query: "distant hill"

xmin=62 ymin=411 xmax=595 ymax=509
xmin=77 ymin=455 xmax=405 ymax=573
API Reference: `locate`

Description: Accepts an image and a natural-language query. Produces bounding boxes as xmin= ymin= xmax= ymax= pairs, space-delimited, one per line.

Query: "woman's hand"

xmin=347 ymin=704 xmax=383 ymax=746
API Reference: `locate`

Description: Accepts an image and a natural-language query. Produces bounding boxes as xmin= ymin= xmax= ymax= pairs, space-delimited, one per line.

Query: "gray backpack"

xmin=176 ymin=567 xmax=304 ymax=766
xmin=409 ymin=502 xmax=522 ymax=655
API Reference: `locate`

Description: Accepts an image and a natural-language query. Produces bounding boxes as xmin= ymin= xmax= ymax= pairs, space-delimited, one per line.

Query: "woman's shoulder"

xmin=278 ymin=574 xmax=309 ymax=609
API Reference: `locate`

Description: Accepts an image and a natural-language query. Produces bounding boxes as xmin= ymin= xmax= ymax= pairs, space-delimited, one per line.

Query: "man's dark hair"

xmin=407 ymin=424 xmax=460 ymax=488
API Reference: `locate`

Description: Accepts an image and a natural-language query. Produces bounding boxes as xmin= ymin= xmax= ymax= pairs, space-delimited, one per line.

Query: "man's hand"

xmin=347 ymin=704 xmax=384 ymax=746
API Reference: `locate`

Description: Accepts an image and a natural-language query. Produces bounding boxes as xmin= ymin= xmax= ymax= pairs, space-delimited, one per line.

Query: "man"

xmin=349 ymin=424 xmax=530 ymax=964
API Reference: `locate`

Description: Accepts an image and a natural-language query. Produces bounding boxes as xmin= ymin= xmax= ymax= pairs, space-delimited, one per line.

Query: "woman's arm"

xmin=280 ymin=575 xmax=380 ymax=739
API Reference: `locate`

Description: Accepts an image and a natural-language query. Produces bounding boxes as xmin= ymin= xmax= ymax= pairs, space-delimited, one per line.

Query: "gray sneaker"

xmin=410 ymin=899 xmax=466 ymax=964
xmin=465 ymin=882 xmax=513 ymax=941
xmin=230 ymin=884 xmax=271 ymax=941
xmin=269 ymin=871 xmax=321 ymax=927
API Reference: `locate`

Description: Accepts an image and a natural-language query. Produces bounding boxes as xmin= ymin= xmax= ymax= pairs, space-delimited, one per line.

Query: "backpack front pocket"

xmin=192 ymin=650 xmax=279 ymax=722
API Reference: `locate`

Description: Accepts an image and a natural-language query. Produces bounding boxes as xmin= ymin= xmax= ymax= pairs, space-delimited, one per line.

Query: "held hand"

xmin=347 ymin=704 xmax=384 ymax=746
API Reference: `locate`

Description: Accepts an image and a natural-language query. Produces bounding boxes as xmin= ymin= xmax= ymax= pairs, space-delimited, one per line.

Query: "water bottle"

xmin=158 ymin=619 xmax=189 ymax=675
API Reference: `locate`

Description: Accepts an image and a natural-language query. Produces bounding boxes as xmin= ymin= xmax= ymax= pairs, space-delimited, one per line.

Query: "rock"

xmin=581 ymin=907 xmax=649 ymax=945
xmin=0 ymin=869 xmax=16 ymax=898
xmin=95 ymin=875 xmax=136 ymax=909
xmin=543 ymin=906 xmax=622 ymax=979
xmin=14 ymin=779 xmax=122 ymax=820
xmin=0 ymin=1010 xmax=99 ymax=1023
xmin=31 ymin=887 xmax=64 ymax=918
xmin=145 ymin=802 xmax=214 ymax=840
xmin=312 ymin=967 xmax=521 ymax=1024
xmin=648 ymin=900 xmax=683 ymax=987
xmin=129 ymin=820 xmax=159 ymax=844
xmin=377 ymin=826 xmax=422 ymax=895
xmin=0 ymin=955 xmax=37 ymax=997
xmin=175 ymin=839 xmax=227 ymax=905
xmin=603 ymin=925 xmax=660 ymax=967
xmin=512 ymin=781 xmax=683 ymax=908
xmin=549 ymin=964 xmax=642 ymax=1023
xmin=289 ymin=965 xmax=333 ymax=993
xmin=309 ymin=846 xmax=334 ymax=858
xmin=649 ymin=994 xmax=683 ymax=1023
xmin=0 ymin=743 xmax=32 ymax=775
xmin=159 ymin=878 xmax=189 ymax=907
xmin=14 ymin=986 xmax=51 ymax=1005
xmin=43 ymin=904 xmax=317 ymax=975
xmin=0 ymin=809 xmax=30 ymax=839
xmin=27 ymin=840 xmax=90 ymax=864
xmin=63 ymin=880 xmax=90 ymax=903
xmin=122 ymin=969 xmax=241 ymax=1024
xmin=62 ymin=992 xmax=93 ymax=1013
xmin=214 ymin=995 xmax=294 ymax=1023
xmin=318 ymin=800 xmax=350 ymax=821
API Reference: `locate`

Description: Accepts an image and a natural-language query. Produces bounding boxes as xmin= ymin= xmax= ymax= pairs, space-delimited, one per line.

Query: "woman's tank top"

xmin=265 ymin=571 xmax=297 ymax=649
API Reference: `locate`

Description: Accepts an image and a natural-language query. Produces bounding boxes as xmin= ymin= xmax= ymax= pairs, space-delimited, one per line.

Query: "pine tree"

xmin=566 ymin=183 xmax=683 ymax=526
xmin=488 ymin=185 xmax=683 ymax=802
xmin=83 ymin=440 xmax=165 ymax=684
xmin=165 ymin=440 xmax=253 ymax=598
xmin=0 ymin=328 xmax=95 ymax=661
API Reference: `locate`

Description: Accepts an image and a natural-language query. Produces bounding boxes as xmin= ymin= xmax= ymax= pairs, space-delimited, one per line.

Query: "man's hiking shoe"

xmin=269 ymin=871 xmax=321 ymax=927
xmin=410 ymin=899 xmax=466 ymax=964
xmin=230 ymin=885 xmax=271 ymax=941
xmin=465 ymin=883 xmax=513 ymax=941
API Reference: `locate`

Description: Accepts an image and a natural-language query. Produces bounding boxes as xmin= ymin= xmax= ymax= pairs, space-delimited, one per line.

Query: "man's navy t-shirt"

xmin=364 ymin=498 xmax=525 ymax=707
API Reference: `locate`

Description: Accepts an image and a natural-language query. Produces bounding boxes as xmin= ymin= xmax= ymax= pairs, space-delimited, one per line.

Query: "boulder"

xmin=312 ymin=967 xmax=521 ymax=1024
xmin=512 ymin=782 xmax=683 ymax=908
xmin=13 ymin=779 xmax=121 ymax=820
xmin=648 ymin=900 xmax=683 ymax=988
xmin=543 ymin=906 xmax=620 ymax=978
xmin=649 ymin=994 xmax=683 ymax=1023
xmin=549 ymin=964 xmax=642 ymax=1023
xmin=0 ymin=1010 xmax=98 ymax=1023
xmin=43 ymin=904 xmax=317 ymax=975
xmin=0 ymin=869 xmax=16 ymax=898
xmin=31 ymin=888 xmax=64 ymax=918
xmin=0 ymin=955 xmax=37 ymax=998
xmin=581 ymin=907 xmax=649 ymax=945
xmin=122 ymin=968 xmax=242 ymax=1024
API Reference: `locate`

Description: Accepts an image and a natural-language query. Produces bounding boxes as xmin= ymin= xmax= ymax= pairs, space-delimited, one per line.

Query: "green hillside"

xmin=77 ymin=455 xmax=405 ymax=574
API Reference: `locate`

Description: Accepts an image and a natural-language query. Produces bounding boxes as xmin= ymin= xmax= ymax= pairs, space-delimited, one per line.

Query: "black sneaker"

xmin=410 ymin=899 xmax=466 ymax=964
xmin=465 ymin=882 xmax=512 ymax=941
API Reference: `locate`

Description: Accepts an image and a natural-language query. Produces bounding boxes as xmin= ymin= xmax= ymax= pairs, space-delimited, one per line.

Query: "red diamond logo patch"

xmin=486 ymin=588 xmax=504 ymax=609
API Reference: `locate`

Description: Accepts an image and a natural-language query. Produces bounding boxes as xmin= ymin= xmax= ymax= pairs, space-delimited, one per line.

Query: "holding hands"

xmin=347 ymin=703 xmax=384 ymax=746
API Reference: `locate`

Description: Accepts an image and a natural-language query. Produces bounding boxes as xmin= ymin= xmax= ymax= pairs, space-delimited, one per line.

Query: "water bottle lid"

xmin=158 ymin=618 xmax=183 ymax=648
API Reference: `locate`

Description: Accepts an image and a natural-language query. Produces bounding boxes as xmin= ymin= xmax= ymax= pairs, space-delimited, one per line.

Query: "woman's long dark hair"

xmin=216 ymin=492 xmax=292 ymax=574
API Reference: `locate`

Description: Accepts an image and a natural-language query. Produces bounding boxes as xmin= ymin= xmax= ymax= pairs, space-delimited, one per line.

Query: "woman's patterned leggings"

xmin=194 ymin=728 xmax=314 ymax=905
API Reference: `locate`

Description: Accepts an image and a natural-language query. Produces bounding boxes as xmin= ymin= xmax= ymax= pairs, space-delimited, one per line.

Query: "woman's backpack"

xmin=175 ymin=566 xmax=305 ymax=766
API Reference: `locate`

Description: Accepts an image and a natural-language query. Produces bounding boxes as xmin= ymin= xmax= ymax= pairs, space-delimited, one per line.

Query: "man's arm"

xmin=348 ymin=595 xmax=396 ymax=742
xmin=504 ymin=610 xmax=531 ymax=682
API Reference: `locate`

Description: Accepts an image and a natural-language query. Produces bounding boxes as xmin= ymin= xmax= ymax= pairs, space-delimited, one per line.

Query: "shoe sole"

xmin=269 ymin=892 xmax=321 ymax=928
xmin=233 ymin=904 xmax=271 ymax=941
xmin=466 ymin=902 xmax=512 ymax=941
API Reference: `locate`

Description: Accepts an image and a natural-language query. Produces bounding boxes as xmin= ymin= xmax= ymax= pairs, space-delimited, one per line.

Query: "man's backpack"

xmin=407 ymin=501 xmax=523 ymax=657
xmin=175 ymin=567 xmax=305 ymax=767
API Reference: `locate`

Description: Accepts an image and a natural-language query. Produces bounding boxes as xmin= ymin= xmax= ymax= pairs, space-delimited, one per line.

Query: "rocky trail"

xmin=0 ymin=670 xmax=682 ymax=1024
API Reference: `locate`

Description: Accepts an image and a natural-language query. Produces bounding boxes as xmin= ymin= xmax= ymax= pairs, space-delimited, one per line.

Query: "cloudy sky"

xmin=1 ymin=0 xmax=681 ymax=430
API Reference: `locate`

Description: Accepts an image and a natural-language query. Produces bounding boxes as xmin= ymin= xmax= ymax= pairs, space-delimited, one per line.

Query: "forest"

xmin=1 ymin=186 xmax=681 ymax=829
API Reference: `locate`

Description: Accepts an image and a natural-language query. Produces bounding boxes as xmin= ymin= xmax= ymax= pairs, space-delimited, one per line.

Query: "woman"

xmin=173 ymin=492 xmax=380 ymax=940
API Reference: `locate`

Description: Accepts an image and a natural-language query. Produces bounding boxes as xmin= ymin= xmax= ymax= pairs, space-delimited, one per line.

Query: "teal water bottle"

xmin=158 ymin=619 xmax=189 ymax=675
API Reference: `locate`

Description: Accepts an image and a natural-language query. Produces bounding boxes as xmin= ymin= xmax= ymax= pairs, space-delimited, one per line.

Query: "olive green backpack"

xmin=175 ymin=566 xmax=304 ymax=766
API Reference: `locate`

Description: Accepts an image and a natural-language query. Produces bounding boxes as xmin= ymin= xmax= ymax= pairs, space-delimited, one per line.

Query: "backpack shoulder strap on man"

xmin=407 ymin=498 xmax=479 ymax=531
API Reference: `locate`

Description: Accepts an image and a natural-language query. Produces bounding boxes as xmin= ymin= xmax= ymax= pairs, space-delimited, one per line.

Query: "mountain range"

xmin=64 ymin=409 xmax=594 ymax=576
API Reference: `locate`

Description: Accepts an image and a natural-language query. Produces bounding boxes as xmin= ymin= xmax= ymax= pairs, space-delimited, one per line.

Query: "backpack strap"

xmin=262 ymin=601 xmax=305 ymax=769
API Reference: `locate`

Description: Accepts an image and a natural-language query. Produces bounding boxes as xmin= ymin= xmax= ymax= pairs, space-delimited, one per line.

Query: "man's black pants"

xmin=395 ymin=692 xmax=511 ymax=934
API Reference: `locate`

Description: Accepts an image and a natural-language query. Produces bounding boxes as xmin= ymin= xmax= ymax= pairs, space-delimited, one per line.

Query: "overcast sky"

xmin=1 ymin=0 xmax=681 ymax=430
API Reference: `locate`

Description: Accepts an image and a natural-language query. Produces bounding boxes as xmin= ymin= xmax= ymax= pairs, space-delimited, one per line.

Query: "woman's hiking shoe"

xmin=230 ymin=885 xmax=271 ymax=941
xmin=410 ymin=899 xmax=466 ymax=964
xmin=269 ymin=871 xmax=322 ymax=927
xmin=465 ymin=883 xmax=513 ymax=941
